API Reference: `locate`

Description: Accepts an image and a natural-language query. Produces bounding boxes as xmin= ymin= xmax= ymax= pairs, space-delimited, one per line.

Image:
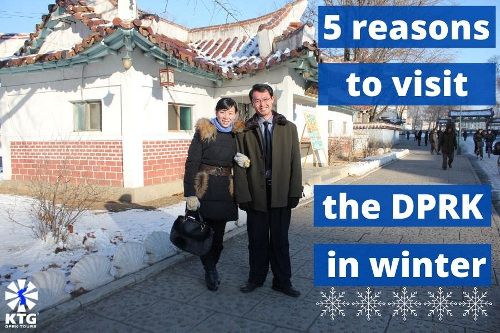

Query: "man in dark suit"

xmin=234 ymin=83 xmax=303 ymax=297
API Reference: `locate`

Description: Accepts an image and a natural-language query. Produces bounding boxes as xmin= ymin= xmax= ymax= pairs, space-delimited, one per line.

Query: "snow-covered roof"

xmin=0 ymin=0 xmax=320 ymax=82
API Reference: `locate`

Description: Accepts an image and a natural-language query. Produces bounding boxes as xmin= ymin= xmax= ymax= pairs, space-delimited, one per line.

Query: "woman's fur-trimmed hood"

xmin=196 ymin=118 xmax=245 ymax=142
xmin=244 ymin=111 xmax=287 ymax=131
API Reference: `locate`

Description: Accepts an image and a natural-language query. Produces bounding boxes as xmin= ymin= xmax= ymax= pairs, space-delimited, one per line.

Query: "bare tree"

xmin=307 ymin=0 xmax=454 ymax=121
xmin=8 ymin=156 xmax=105 ymax=249
xmin=421 ymin=105 xmax=450 ymax=130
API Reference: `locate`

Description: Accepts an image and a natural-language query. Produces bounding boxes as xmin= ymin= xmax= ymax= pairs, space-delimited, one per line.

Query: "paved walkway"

xmin=37 ymin=139 xmax=500 ymax=332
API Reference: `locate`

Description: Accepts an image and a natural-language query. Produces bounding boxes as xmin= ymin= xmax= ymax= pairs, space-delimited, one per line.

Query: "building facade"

xmin=0 ymin=0 xmax=354 ymax=201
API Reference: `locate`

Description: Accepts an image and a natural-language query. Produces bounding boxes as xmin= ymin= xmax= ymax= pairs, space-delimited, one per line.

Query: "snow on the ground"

xmin=0 ymin=140 xmax=494 ymax=294
xmin=0 ymin=194 xmax=185 ymax=292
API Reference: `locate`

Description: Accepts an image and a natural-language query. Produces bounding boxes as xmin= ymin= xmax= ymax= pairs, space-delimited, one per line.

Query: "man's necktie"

xmin=263 ymin=121 xmax=272 ymax=173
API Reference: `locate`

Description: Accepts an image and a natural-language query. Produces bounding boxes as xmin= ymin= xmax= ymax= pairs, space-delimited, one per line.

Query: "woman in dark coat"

xmin=183 ymin=98 xmax=247 ymax=291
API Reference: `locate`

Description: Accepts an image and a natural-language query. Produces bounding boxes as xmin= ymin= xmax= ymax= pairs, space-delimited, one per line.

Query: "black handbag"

xmin=169 ymin=210 xmax=214 ymax=256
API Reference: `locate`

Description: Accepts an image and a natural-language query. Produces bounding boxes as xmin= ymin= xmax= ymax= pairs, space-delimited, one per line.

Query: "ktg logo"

xmin=4 ymin=279 xmax=38 ymax=329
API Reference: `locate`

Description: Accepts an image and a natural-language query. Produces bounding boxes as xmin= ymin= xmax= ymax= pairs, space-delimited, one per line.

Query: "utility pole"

xmin=457 ymin=105 xmax=462 ymax=155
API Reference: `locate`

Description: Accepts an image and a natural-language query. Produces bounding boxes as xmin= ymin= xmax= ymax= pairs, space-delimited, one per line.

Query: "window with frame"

xmin=168 ymin=103 xmax=192 ymax=131
xmin=328 ymin=120 xmax=334 ymax=136
xmin=73 ymin=101 xmax=102 ymax=131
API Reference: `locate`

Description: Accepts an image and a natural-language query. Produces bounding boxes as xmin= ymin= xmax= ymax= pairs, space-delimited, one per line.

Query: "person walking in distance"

xmin=430 ymin=128 xmax=439 ymax=155
xmin=438 ymin=124 xmax=457 ymax=170
xmin=473 ymin=129 xmax=484 ymax=160
xmin=416 ymin=130 xmax=422 ymax=146
xmin=424 ymin=130 xmax=429 ymax=146
xmin=234 ymin=83 xmax=303 ymax=297
xmin=484 ymin=129 xmax=495 ymax=158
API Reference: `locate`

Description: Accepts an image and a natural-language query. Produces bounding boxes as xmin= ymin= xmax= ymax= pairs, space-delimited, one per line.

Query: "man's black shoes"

xmin=272 ymin=285 xmax=301 ymax=298
xmin=240 ymin=281 xmax=263 ymax=293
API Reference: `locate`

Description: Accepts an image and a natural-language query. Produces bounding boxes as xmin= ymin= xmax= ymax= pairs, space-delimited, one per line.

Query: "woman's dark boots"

xmin=205 ymin=268 xmax=219 ymax=291
xmin=201 ymin=245 xmax=223 ymax=291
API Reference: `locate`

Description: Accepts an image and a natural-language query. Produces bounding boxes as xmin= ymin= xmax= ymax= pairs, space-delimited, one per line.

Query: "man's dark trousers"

xmin=442 ymin=151 xmax=454 ymax=169
xmin=245 ymin=183 xmax=292 ymax=288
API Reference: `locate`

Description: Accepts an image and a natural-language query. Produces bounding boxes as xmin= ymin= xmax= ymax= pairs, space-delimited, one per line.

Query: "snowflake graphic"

xmin=388 ymin=287 xmax=421 ymax=321
xmin=352 ymin=287 xmax=386 ymax=321
xmin=316 ymin=287 xmax=349 ymax=321
xmin=459 ymin=287 xmax=492 ymax=321
xmin=424 ymin=287 xmax=457 ymax=320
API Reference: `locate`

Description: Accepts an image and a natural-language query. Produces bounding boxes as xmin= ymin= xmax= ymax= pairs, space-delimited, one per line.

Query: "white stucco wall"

xmin=0 ymin=48 xmax=222 ymax=185
xmin=0 ymin=43 xmax=328 ymax=188
xmin=357 ymin=128 xmax=400 ymax=147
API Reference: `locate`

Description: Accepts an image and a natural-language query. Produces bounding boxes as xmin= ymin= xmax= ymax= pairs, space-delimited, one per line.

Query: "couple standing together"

xmin=183 ymin=83 xmax=303 ymax=297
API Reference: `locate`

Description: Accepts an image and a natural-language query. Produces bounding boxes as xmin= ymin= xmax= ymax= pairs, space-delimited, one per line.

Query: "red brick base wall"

xmin=10 ymin=141 xmax=124 ymax=186
xmin=328 ymin=137 xmax=353 ymax=163
xmin=143 ymin=140 xmax=190 ymax=186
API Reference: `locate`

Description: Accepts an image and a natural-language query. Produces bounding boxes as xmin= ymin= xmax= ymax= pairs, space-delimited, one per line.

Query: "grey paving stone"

xmin=309 ymin=312 xmax=391 ymax=332
xmin=167 ymin=256 xmax=204 ymax=278
xmin=130 ymin=272 xmax=206 ymax=302
xmin=40 ymin=311 xmax=146 ymax=333
xmin=294 ymin=259 xmax=314 ymax=280
xmin=438 ymin=305 xmax=500 ymax=332
xmin=85 ymin=289 xmax=161 ymax=322
xmin=37 ymin=307 xmax=87 ymax=331
xmin=245 ymin=294 xmax=321 ymax=330
xmin=290 ymin=246 xmax=315 ymax=262
xmin=132 ymin=298 xmax=214 ymax=332
xmin=386 ymin=316 xmax=463 ymax=333
xmin=271 ymin=327 xmax=302 ymax=333
xmin=191 ymin=313 xmax=275 ymax=333
xmin=380 ymin=228 xmax=422 ymax=237
xmin=188 ymin=285 xmax=266 ymax=315
xmin=211 ymin=262 xmax=251 ymax=288
xmin=359 ymin=233 xmax=403 ymax=244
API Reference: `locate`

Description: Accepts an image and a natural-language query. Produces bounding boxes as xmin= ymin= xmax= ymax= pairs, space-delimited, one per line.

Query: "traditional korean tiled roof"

xmin=0 ymin=0 xmax=321 ymax=82
xmin=351 ymin=106 xmax=375 ymax=112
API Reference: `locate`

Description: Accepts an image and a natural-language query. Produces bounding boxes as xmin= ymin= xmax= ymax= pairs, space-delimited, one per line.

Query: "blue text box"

xmin=318 ymin=63 xmax=496 ymax=106
xmin=314 ymin=244 xmax=491 ymax=286
xmin=318 ymin=6 xmax=496 ymax=48
xmin=314 ymin=185 xmax=491 ymax=227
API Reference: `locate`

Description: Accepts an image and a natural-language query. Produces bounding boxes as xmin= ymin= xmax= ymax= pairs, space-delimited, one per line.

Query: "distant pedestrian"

xmin=463 ymin=130 xmax=468 ymax=141
xmin=473 ymin=129 xmax=484 ymax=160
xmin=430 ymin=128 xmax=439 ymax=155
xmin=416 ymin=130 xmax=422 ymax=146
xmin=484 ymin=129 xmax=495 ymax=158
xmin=424 ymin=131 xmax=429 ymax=146
xmin=438 ymin=124 xmax=457 ymax=170
xmin=406 ymin=131 xmax=410 ymax=140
